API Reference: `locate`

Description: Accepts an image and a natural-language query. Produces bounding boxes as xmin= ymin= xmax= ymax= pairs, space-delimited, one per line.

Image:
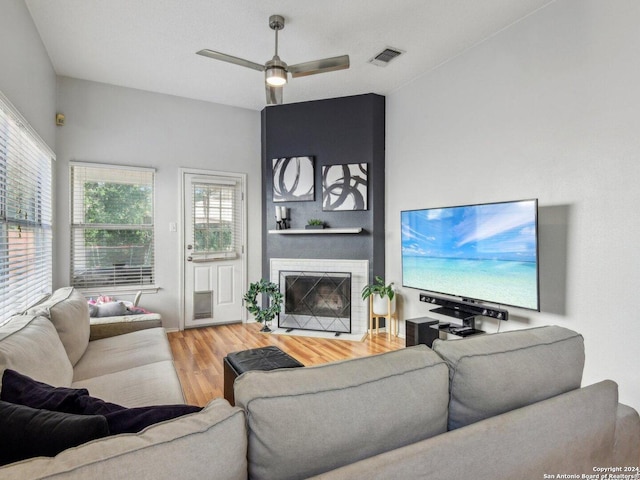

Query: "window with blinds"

xmin=191 ymin=180 xmax=240 ymax=261
xmin=0 ymin=91 xmax=54 ymax=321
xmin=70 ymin=164 xmax=155 ymax=290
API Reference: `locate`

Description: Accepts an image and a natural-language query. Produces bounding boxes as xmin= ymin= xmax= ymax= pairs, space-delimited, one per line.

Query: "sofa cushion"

xmin=1 ymin=369 xmax=200 ymax=434
xmin=0 ymin=315 xmax=73 ymax=388
xmin=234 ymin=345 xmax=449 ymax=480
xmin=28 ymin=287 xmax=90 ymax=366
xmin=0 ymin=399 xmax=247 ymax=480
xmin=89 ymin=312 xmax=162 ymax=341
xmin=0 ymin=400 xmax=109 ymax=466
xmin=72 ymin=361 xmax=185 ymax=407
xmin=432 ymin=325 xmax=585 ymax=430
xmin=73 ymin=327 xmax=174 ymax=382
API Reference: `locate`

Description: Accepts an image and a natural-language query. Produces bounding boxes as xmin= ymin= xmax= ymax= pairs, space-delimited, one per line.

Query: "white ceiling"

xmin=25 ymin=0 xmax=555 ymax=111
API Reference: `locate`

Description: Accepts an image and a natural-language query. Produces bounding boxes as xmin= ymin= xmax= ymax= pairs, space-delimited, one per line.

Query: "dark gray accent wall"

xmin=261 ymin=93 xmax=385 ymax=284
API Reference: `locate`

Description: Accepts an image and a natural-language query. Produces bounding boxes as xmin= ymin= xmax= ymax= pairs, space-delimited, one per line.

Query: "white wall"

xmin=55 ymin=77 xmax=261 ymax=330
xmin=0 ymin=0 xmax=56 ymax=148
xmin=387 ymin=0 xmax=640 ymax=412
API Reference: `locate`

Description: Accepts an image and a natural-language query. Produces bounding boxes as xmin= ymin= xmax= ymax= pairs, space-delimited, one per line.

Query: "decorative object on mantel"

xmin=243 ymin=279 xmax=283 ymax=333
xmin=361 ymin=276 xmax=398 ymax=339
xmin=305 ymin=219 xmax=325 ymax=230
xmin=322 ymin=163 xmax=368 ymax=211
xmin=275 ymin=206 xmax=289 ymax=230
xmin=273 ymin=156 xmax=314 ymax=202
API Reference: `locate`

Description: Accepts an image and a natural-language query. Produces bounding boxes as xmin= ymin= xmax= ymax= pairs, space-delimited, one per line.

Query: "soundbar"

xmin=419 ymin=293 xmax=509 ymax=322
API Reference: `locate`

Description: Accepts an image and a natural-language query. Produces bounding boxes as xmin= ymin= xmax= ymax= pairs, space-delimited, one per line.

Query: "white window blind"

xmin=0 ymin=91 xmax=54 ymax=321
xmin=70 ymin=163 xmax=155 ymax=290
xmin=191 ymin=179 xmax=241 ymax=261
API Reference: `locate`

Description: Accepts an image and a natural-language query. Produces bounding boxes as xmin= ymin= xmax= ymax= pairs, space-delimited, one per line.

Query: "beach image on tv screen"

xmin=401 ymin=200 xmax=538 ymax=310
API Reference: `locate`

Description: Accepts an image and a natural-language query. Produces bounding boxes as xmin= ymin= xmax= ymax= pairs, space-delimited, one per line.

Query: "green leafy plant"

xmin=307 ymin=218 xmax=324 ymax=226
xmin=243 ymin=279 xmax=283 ymax=325
xmin=361 ymin=275 xmax=395 ymax=301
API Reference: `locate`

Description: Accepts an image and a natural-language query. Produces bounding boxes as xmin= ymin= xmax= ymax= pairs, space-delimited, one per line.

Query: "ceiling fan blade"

xmin=196 ymin=49 xmax=265 ymax=72
xmin=288 ymin=55 xmax=350 ymax=78
xmin=266 ymin=85 xmax=283 ymax=105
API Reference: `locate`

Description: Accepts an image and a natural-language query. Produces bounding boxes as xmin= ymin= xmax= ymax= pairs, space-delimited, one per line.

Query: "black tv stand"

xmin=430 ymin=306 xmax=475 ymax=322
xmin=405 ymin=317 xmax=485 ymax=348
xmin=431 ymin=307 xmax=478 ymax=330
xmin=435 ymin=322 xmax=484 ymax=337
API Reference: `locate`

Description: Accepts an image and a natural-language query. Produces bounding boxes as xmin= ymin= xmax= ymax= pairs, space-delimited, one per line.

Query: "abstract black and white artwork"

xmin=272 ymin=156 xmax=315 ymax=202
xmin=322 ymin=163 xmax=368 ymax=211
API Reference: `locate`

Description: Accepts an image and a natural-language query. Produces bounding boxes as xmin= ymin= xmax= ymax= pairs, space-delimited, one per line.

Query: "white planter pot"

xmin=372 ymin=294 xmax=396 ymax=316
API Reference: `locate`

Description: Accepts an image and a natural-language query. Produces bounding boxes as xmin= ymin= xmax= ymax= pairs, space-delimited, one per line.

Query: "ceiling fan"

xmin=197 ymin=15 xmax=350 ymax=105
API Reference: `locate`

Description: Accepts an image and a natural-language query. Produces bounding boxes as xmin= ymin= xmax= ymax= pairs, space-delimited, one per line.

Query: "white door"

xmin=182 ymin=171 xmax=245 ymax=328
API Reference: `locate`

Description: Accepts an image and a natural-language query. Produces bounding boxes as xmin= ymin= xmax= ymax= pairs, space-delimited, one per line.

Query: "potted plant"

xmin=305 ymin=218 xmax=325 ymax=230
xmin=243 ymin=279 xmax=283 ymax=332
xmin=361 ymin=275 xmax=396 ymax=315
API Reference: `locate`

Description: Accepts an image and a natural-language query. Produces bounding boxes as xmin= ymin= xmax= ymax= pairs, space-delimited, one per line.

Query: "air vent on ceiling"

xmin=369 ymin=47 xmax=405 ymax=67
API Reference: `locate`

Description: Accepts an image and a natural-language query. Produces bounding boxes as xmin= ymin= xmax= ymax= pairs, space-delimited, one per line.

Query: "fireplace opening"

xmin=279 ymin=271 xmax=351 ymax=333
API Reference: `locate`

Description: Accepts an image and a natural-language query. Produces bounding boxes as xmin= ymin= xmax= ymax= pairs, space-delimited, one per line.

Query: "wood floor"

xmin=168 ymin=322 xmax=404 ymax=406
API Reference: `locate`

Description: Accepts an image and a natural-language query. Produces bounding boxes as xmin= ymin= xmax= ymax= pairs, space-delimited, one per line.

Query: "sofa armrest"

xmin=89 ymin=314 xmax=162 ymax=340
xmin=613 ymin=403 xmax=640 ymax=466
xmin=0 ymin=399 xmax=247 ymax=480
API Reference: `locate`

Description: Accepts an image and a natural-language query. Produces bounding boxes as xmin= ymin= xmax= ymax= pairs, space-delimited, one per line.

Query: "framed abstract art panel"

xmin=322 ymin=163 xmax=368 ymax=211
xmin=272 ymin=156 xmax=315 ymax=202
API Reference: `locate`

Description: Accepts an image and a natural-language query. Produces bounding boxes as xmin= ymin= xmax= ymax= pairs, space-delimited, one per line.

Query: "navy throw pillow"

xmin=74 ymin=394 xmax=202 ymax=433
xmin=74 ymin=392 xmax=126 ymax=415
xmin=104 ymin=404 xmax=203 ymax=434
xmin=1 ymin=369 xmax=89 ymax=413
xmin=0 ymin=400 xmax=109 ymax=466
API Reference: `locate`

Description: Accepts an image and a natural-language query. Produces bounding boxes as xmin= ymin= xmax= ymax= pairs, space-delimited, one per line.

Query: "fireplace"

xmin=270 ymin=258 xmax=369 ymax=336
xmin=279 ymin=271 xmax=351 ymax=333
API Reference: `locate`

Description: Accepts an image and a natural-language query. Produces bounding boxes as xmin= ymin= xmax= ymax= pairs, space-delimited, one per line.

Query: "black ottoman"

xmin=223 ymin=346 xmax=304 ymax=405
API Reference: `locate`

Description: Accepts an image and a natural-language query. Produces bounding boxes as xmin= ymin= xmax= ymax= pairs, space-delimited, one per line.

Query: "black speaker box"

xmin=405 ymin=317 xmax=439 ymax=348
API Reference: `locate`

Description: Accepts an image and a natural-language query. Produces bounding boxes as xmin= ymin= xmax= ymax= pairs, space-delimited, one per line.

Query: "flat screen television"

xmin=401 ymin=199 xmax=540 ymax=312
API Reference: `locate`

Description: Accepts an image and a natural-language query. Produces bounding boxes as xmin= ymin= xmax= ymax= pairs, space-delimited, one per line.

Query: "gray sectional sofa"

xmin=235 ymin=326 xmax=640 ymax=480
xmin=0 ymin=288 xmax=638 ymax=479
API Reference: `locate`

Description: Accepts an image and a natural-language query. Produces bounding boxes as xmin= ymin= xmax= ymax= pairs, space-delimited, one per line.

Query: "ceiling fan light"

xmin=266 ymin=67 xmax=287 ymax=86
